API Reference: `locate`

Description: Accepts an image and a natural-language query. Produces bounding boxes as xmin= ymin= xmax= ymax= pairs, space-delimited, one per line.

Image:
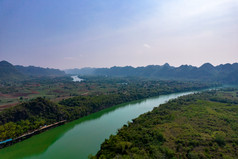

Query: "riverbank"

xmin=0 ymin=120 xmax=66 ymax=149
xmin=0 ymin=90 xmax=204 ymax=159
xmin=94 ymin=89 xmax=238 ymax=158
xmin=0 ymin=83 xmax=217 ymax=150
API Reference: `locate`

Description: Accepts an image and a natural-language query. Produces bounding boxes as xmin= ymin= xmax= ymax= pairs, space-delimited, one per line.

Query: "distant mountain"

xmin=1 ymin=60 xmax=238 ymax=84
xmin=67 ymin=63 xmax=238 ymax=84
xmin=15 ymin=65 xmax=65 ymax=77
xmin=0 ymin=61 xmax=24 ymax=81
xmin=0 ymin=61 xmax=65 ymax=81
xmin=64 ymin=67 xmax=96 ymax=75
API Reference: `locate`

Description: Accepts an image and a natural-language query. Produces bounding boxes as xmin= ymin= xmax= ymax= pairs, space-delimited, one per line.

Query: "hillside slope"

xmin=15 ymin=65 xmax=65 ymax=77
xmin=0 ymin=61 xmax=65 ymax=81
xmin=0 ymin=61 xmax=24 ymax=81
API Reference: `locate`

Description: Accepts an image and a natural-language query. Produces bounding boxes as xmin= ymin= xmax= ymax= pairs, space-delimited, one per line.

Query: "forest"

xmin=1 ymin=0 xmax=238 ymax=158
xmin=0 ymin=79 xmax=214 ymax=143
xmin=94 ymin=88 xmax=238 ymax=159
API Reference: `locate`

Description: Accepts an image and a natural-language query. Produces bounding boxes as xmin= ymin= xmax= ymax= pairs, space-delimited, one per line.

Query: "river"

xmin=0 ymin=91 xmax=197 ymax=159
xmin=71 ymin=75 xmax=83 ymax=82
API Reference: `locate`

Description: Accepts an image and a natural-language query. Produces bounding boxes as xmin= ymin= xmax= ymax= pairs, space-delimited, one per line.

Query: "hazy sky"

xmin=0 ymin=0 xmax=238 ymax=69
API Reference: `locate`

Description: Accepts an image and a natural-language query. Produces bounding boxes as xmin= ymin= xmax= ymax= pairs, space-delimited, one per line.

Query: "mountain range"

xmin=1 ymin=60 xmax=238 ymax=84
xmin=0 ymin=61 xmax=65 ymax=81
xmin=66 ymin=63 xmax=238 ymax=84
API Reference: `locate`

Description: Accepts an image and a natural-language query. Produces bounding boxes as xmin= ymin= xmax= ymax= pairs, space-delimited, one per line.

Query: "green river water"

xmin=0 ymin=91 xmax=196 ymax=159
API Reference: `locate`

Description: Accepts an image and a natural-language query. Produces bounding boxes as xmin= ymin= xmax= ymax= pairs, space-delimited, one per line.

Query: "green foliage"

xmin=0 ymin=79 xmax=215 ymax=145
xmin=0 ymin=73 xmax=215 ymax=108
xmin=0 ymin=97 xmax=63 ymax=141
xmin=95 ymin=89 xmax=238 ymax=158
xmin=213 ymin=131 xmax=226 ymax=147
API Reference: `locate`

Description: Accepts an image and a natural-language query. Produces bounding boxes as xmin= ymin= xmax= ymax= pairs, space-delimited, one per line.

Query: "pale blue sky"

xmin=0 ymin=0 xmax=238 ymax=69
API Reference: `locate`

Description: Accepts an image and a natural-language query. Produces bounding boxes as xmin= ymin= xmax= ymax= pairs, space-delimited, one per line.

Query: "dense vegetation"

xmin=0 ymin=98 xmax=64 ymax=140
xmin=0 ymin=75 xmax=125 ymax=109
xmin=67 ymin=63 xmax=238 ymax=84
xmin=0 ymin=75 xmax=216 ymax=109
xmin=0 ymin=80 xmax=213 ymax=142
xmin=94 ymin=89 xmax=238 ymax=159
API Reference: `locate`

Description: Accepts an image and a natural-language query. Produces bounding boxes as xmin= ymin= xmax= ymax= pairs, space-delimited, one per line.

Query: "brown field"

xmin=0 ymin=77 xmax=118 ymax=111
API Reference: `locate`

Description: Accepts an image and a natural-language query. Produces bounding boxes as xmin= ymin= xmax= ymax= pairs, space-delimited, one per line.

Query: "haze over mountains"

xmin=66 ymin=63 xmax=238 ymax=84
xmin=1 ymin=60 xmax=238 ymax=84
xmin=0 ymin=61 xmax=65 ymax=81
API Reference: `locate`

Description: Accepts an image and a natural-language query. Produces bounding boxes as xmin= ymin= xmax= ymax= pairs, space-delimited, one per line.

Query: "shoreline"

xmin=0 ymin=85 xmax=220 ymax=150
xmin=0 ymin=120 xmax=66 ymax=149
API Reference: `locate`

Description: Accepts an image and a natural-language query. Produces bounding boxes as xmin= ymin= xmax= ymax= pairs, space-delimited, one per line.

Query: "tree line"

xmin=0 ymin=80 xmax=215 ymax=142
